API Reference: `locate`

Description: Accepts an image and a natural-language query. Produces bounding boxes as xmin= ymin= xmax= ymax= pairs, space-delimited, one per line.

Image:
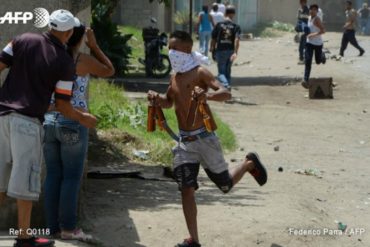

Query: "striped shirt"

xmin=0 ymin=32 xmax=75 ymax=121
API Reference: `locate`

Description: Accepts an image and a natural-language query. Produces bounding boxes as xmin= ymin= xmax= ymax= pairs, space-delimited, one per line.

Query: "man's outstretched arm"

xmin=147 ymin=77 xmax=174 ymax=108
xmin=198 ymin=67 xmax=231 ymax=102
xmin=0 ymin=41 xmax=13 ymax=77
xmin=0 ymin=62 xmax=8 ymax=86
xmin=0 ymin=61 xmax=7 ymax=73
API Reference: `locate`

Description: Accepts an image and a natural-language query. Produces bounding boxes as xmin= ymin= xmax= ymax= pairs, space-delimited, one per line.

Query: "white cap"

xmin=48 ymin=9 xmax=80 ymax=31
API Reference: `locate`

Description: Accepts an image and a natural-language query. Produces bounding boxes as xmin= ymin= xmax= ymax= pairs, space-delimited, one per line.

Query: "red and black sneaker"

xmin=246 ymin=152 xmax=268 ymax=186
xmin=175 ymin=238 xmax=201 ymax=247
xmin=13 ymin=237 xmax=55 ymax=247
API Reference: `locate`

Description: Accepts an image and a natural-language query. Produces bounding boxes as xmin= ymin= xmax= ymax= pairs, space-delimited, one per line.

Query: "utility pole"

xmin=189 ymin=0 xmax=193 ymax=36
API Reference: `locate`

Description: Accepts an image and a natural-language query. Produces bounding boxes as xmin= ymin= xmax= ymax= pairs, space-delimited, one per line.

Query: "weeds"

xmin=89 ymin=79 xmax=237 ymax=165
xmin=251 ymin=21 xmax=295 ymax=38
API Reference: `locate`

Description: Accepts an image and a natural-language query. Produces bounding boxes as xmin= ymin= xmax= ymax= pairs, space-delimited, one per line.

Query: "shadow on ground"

xmin=231 ymin=76 xmax=301 ymax=87
xmin=112 ymin=77 xmax=169 ymax=94
xmin=271 ymin=244 xmax=285 ymax=247
xmin=111 ymin=76 xmax=302 ymax=94
xmin=82 ymin=161 xmax=268 ymax=246
xmin=82 ymin=176 xmax=267 ymax=246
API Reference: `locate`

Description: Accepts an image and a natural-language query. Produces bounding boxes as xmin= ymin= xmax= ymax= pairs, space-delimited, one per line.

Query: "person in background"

xmin=196 ymin=5 xmax=214 ymax=56
xmin=43 ymin=24 xmax=114 ymax=241
xmin=0 ymin=9 xmax=96 ymax=247
xmin=217 ymin=0 xmax=226 ymax=15
xmin=210 ymin=3 xmax=224 ymax=25
xmin=339 ymin=1 xmax=365 ymax=57
xmin=358 ymin=3 xmax=369 ymax=35
xmin=210 ymin=5 xmax=241 ymax=90
xmin=318 ymin=7 xmax=324 ymax=21
xmin=302 ymin=4 xmax=326 ymax=89
xmin=296 ymin=0 xmax=310 ymax=64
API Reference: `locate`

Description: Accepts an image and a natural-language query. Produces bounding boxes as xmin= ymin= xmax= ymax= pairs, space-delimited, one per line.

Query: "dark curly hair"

xmin=170 ymin=30 xmax=193 ymax=45
xmin=67 ymin=24 xmax=86 ymax=57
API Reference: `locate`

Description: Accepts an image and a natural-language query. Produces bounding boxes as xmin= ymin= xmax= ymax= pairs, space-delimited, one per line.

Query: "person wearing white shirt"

xmin=302 ymin=4 xmax=326 ymax=89
xmin=210 ymin=3 xmax=224 ymax=25
xmin=217 ymin=2 xmax=226 ymax=15
xmin=318 ymin=8 xmax=324 ymax=21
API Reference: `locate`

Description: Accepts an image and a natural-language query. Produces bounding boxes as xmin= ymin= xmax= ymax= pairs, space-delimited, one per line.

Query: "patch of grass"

xmin=89 ymin=79 xmax=237 ymax=165
xmin=118 ymin=25 xmax=169 ymax=76
xmin=251 ymin=21 xmax=295 ymax=38
xmin=118 ymin=26 xmax=144 ymax=66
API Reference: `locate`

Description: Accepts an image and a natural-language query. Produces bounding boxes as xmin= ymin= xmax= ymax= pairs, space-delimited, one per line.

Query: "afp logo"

xmin=0 ymin=8 xmax=50 ymax=28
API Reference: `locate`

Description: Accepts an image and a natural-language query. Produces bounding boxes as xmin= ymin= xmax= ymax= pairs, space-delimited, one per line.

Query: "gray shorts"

xmin=172 ymin=134 xmax=233 ymax=193
xmin=0 ymin=113 xmax=44 ymax=201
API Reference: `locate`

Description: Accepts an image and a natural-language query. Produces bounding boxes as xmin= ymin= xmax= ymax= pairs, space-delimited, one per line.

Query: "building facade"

xmin=112 ymin=0 xmax=171 ymax=32
xmin=112 ymin=0 xmax=365 ymax=33
xmin=259 ymin=0 xmax=364 ymax=30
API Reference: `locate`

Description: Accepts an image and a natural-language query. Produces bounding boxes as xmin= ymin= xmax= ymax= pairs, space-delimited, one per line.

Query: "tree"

xmin=91 ymin=0 xmax=132 ymax=76
xmin=91 ymin=0 xmax=171 ymax=75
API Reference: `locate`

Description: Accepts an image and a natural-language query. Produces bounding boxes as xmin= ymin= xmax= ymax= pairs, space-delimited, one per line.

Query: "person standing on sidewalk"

xmin=43 ymin=25 xmax=114 ymax=241
xmin=196 ymin=5 xmax=214 ymax=56
xmin=339 ymin=1 xmax=365 ymax=57
xmin=358 ymin=3 xmax=370 ymax=35
xmin=302 ymin=4 xmax=326 ymax=89
xmin=210 ymin=3 xmax=224 ymax=25
xmin=318 ymin=7 xmax=324 ymax=21
xmin=0 ymin=10 xmax=96 ymax=247
xmin=210 ymin=5 xmax=240 ymax=89
xmin=296 ymin=0 xmax=310 ymax=64
xmin=217 ymin=0 xmax=226 ymax=15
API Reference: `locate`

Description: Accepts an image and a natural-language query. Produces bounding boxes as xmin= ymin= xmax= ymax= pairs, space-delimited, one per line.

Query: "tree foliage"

xmin=91 ymin=0 xmax=132 ymax=76
xmin=90 ymin=0 xmax=173 ymax=76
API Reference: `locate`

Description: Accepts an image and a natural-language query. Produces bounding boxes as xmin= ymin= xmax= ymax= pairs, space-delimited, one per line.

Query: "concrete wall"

xmin=258 ymin=0 xmax=362 ymax=31
xmin=111 ymin=0 xmax=366 ymax=34
xmin=174 ymin=0 xmax=259 ymax=33
xmin=0 ymin=0 xmax=90 ymax=230
xmin=112 ymin=0 xmax=171 ymax=32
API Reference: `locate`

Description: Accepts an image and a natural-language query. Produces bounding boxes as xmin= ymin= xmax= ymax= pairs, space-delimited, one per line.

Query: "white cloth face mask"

xmin=168 ymin=49 xmax=210 ymax=73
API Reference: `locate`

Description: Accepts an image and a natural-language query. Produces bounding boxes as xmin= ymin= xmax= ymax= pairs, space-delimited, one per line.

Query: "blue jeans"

xmin=199 ymin=31 xmax=211 ymax=56
xmin=304 ymin=43 xmax=323 ymax=82
xmin=43 ymin=112 xmax=88 ymax=234
xmin=360 ymin=19 xmax=368 ymax=35
xmin=215 ymin=50 xmax=234 ymax=88
xmin=299 ymin=33 xmax=307 ymax=60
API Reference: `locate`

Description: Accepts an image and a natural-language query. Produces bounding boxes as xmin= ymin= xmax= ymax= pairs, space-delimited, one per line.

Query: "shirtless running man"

xmin=147 ymin=30 xmax=268 ymax=247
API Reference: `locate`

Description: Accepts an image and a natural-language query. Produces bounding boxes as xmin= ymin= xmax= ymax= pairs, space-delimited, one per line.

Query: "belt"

xmin=180 ymin=131 xmax=215 ymax=142
xmin=179 ymin=127 xmax=207 ymax=136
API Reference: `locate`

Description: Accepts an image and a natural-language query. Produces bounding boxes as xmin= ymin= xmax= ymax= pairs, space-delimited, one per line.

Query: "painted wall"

xmin=258 ymin=0 xmax=364 ymax=31
xmin=175 ymin=0 xmax=258 ymax=32
xmin=112 ymin=0 xmax=171 ymax=32
xmin=111 ymin=0 xmax=367 ymax=34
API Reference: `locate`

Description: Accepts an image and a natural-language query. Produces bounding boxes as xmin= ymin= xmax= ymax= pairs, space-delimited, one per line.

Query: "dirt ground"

xmin=82 ymin=32 xmax=370 ymax=247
